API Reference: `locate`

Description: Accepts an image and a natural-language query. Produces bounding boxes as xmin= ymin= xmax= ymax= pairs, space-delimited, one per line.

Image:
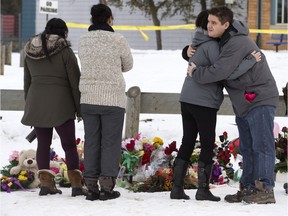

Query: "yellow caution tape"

xmin=66 ymin=22 xmax=288 ymax=41
xmin=249 ymin=29 xmax=288 ymax=34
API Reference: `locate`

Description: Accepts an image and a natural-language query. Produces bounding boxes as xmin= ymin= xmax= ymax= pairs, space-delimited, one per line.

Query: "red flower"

xmin=223 ymin=131 xmax=228 ymax=140
xmin=142 ymin=152 xmax=151 ymax=165
xmin=79 ymin=161 xmax=85 ymax=172
xmin=126 ymin=140 xmax=135 ymax=151
xmin=164 ymin=141 xmax=178 ymax=155
xmin=76 ymin=138 xmax=81 ymax=144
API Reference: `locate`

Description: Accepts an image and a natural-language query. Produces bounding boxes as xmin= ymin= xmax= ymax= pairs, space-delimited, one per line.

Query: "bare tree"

xmin=108 ymin=0 xmax=195 ymax=50
xmin=99 ymin=0 xmax=108 ymax=5
xmin=107 ymin=0 xmax=246 ymax=49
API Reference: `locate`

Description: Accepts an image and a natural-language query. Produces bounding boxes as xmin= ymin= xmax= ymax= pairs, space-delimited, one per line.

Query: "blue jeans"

xmin=236 ymin=105 xmax=276 ymax=190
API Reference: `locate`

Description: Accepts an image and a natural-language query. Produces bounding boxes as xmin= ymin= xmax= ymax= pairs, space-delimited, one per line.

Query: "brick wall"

xmin=248 ymin=0 xmax=287 ymax=51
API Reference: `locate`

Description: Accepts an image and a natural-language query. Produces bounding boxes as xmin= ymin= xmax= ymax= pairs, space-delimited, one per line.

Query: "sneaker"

xmin=224 ymin=189 xmax=255 ymax=203
xmin=242 ymin=180 xmax=276 ymax=204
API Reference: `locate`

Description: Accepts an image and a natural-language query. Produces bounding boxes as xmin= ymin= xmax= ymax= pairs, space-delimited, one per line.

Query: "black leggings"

xmin=34 ymin=119 xmax=79 ymax=170
xmin=177 ymin=102 xmax=217 ymax=165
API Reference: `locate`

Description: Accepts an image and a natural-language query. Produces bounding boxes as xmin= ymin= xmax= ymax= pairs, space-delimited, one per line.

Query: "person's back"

xmin=21 ymin=18 xmax=86 ymax=197
xmin=22 ymin=19 xmax=80 ymax=128
xmin=180 ymin=29 xmax=223 ymax=109
xmin=78 ymin=3 xmax=133 ymax=202
xmin=78 ymin=26 xmax=132 ymax=108
xmin=180 ymin=9 xmax=223 ymax=110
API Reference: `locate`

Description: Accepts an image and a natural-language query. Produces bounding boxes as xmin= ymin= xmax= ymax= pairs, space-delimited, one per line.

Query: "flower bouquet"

xmin=275 ymin=126 xmax=288 ymax=173
xmin=119 ymin=134 xmax=165 ymax=183
xmin=1 ymin=151 xmax=35 ymax=192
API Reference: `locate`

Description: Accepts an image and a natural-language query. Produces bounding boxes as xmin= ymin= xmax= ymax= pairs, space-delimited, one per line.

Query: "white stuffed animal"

xmin=10 ymin=149 xmax=40 ymax=189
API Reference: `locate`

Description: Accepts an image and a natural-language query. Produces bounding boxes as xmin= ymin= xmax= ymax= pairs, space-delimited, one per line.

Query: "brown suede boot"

xmin=67 ymin=169 xmax=88 ymax=197
xmin=38 ymin=169 xmax=62 ymax=196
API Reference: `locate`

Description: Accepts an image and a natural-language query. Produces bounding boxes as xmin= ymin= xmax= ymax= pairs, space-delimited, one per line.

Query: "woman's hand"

xmin=187 ymin=62 xmax=196 ymax=77
xmin=251 ymin=50 xmax=261 ymax=62
xmin=187 ymin=46 xmax=196 ymax=58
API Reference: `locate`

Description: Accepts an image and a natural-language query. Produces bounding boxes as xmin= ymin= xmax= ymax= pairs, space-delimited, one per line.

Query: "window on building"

xmin=276 ymin=0 xmax=287 ymax=24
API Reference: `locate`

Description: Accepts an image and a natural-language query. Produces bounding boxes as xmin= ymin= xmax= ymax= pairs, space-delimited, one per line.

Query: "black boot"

xmin=84 ymin=177 xmax=99 ymax=201
xmin=195 ymin=161 xmax=220 ymax=202
xmin=170 ymin=158 xmax=190 ymax=200
xmin=99 ymin=176 xmax=120 ymax=201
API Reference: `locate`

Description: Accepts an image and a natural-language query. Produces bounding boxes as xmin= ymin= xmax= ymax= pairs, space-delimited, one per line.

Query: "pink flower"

xmin=50 ymin=167 xmax=60 ymax=174
xmin=135 ymin=133 xmax=141 ymax=140
xmin=8 ymin=151 xmax=19 ymax=162
xmin=143 ymin=143 xmax=154 ymax=152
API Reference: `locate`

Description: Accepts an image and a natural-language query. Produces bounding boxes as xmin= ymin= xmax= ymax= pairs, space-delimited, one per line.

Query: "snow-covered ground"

xmin=0 ymin=50 xmax=287 ymax=216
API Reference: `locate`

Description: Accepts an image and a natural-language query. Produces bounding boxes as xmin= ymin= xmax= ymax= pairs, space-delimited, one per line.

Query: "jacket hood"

xmin=219 ymin=20 xmax=249 ymax=47
xmin=231 ymin=20 xmax=249 ymax=36
xmin=24 ymin=34 xmax=70 ymax=59
xmin=191 ymin=28 xmax=215 ymax=47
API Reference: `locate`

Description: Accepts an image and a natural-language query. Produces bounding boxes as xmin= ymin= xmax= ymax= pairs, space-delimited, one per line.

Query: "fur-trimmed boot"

xmin=38 ymin=169 xmax=62 ymax=196
xmin=67 ymin=169 xmax=88 ymax=197
xmin=195 ymin=161 xmax=220 ymax=201
xmin=170 ymin=158 xmax=190 ymax=200
xmin=99 ymin=176 xmax=120 ymax=201
xmin=84 ymin=177 xmax=100 ymax=201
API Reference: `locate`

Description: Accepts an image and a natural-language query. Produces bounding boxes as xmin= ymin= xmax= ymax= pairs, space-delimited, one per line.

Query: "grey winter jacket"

xmin=180 ymin=29 xmax=223 ymax=109
xmin=21 ymin=34 xmax=81 ymax=127
xmin=192 ymin=20 xmax=279 ymax=117
xmin=181 ymin=28 xmax=259 ymax=110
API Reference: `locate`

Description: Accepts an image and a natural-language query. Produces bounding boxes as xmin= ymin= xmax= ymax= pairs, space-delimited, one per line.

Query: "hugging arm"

xmin=191 ymin=41 xmax=257 ymax=84
xmin=227 ymin=51 xmax=261 ymax=80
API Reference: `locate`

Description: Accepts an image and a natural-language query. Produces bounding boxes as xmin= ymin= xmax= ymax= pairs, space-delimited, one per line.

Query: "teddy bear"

xmin=10 ymin=149 xmax=40 ymax=189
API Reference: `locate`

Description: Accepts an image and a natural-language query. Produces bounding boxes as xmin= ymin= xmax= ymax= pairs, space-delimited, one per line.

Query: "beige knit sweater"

xmin=78 ymin=30 xmax=133 ymax=109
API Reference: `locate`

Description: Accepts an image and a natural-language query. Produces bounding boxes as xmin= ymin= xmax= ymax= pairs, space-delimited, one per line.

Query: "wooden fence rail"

xmin=1 ymin=87 xmax=287 ymax=138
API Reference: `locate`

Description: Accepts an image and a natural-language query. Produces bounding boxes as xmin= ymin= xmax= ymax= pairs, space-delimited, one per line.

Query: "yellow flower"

xmin=138 ymin=150 xmax=144 ymax=157
xmin=60 ymin=163 xmax=67 ymax=171
xmin=20 ymin=170 xmax=27 ymax=175
xmin=1 ymin=176 xmax=8 ymax=181
xmin=153 ymin=137 xmax=163 ymax=145
xmin=163 ymin=179 xmax=173 ymax=191
xmin=18 ymin=175 xmax=28 ymax=181
xmin=8 ymin=182 xmax=13 ymax=187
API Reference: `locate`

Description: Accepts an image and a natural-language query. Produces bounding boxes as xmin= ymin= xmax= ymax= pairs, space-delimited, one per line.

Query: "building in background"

xmin=248 ymin=0 xmax=287 ymax=51
xmin=1 ymin=0 xmax=287 ymax=51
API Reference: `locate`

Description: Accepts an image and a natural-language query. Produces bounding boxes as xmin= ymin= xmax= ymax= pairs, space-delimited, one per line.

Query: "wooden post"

xmin=5 ymin=41 xmax=12 ymax=65
xmin=20 ymin=49 xmax=25 ymax=67
xmin=125 ymin=86 xmax=141 ymax=138
xmin=0 ymin=44 xmax=5 ymax=75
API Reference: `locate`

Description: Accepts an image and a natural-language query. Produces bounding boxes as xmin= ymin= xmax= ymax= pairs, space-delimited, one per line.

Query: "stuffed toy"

xmin=9 ymin=149 xmax=40 ymax=189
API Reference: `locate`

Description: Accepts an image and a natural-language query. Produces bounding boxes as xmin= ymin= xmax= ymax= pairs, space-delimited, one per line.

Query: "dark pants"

xmin=81 ymin=104 xmax=125 ymax=179
xmin=34 ymin=119 xmax=79 ymax=170
xmin=177 ymin=102 xmax=217 ymax=165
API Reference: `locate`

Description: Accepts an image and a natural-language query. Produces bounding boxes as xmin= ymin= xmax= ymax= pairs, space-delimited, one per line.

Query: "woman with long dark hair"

xmin=22 ymin=18 xmax=86 ymax=197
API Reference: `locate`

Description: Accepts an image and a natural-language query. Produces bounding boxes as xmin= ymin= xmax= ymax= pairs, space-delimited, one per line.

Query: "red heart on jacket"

xmin=244 ymin=93 xmax=256 ymax=103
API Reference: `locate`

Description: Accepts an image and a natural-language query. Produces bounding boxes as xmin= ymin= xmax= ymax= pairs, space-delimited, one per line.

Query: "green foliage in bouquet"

xmin=275 ymin=126 xmax=288 ymax=173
